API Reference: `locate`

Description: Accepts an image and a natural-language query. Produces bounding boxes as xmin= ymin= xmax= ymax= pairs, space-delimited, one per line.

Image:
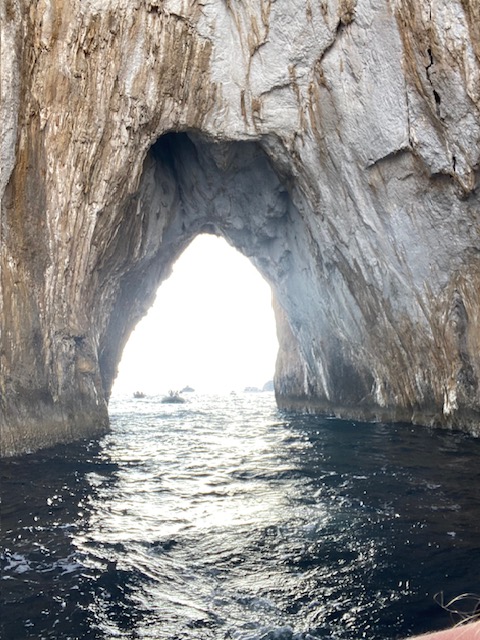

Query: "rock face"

xmin=1 ymin=0 xmax=480 ymax=455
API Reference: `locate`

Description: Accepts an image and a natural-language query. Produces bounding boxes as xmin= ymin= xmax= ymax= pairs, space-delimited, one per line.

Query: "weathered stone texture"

xmin=1 ymin=0 xmax=480 ymax=455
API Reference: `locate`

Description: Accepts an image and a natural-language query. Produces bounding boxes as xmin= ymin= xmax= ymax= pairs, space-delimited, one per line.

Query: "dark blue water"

xmin=1 ymin=393 xmax=480 ymax=639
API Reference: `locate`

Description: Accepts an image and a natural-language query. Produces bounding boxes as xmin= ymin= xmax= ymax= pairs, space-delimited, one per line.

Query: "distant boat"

xmin=181 ymin=386 xmax=195 ymax=393
xmin=161 ymin=390 xmax=186 ymax=404
xmin=133 ymin=391 xmax=146 ymax=398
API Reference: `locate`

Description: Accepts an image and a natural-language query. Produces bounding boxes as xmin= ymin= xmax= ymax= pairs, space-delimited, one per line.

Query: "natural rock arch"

xmin=96 ymin=131 xmax=301 ymax=402
xmin=2 ymin=0 xmax=480 ymax=455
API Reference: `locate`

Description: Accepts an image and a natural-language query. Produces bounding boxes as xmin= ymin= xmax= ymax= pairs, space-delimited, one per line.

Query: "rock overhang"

xmin=1 ymin=0 xmax=480 ymax=456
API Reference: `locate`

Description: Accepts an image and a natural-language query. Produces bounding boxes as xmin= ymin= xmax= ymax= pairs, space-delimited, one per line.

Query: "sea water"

xmin=1 ymin=392 xmax=480 ymax=639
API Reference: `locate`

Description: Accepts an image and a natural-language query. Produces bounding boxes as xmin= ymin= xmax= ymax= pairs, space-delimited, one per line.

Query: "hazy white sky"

xmin=112 ymin=234 xmax=279 ymax=395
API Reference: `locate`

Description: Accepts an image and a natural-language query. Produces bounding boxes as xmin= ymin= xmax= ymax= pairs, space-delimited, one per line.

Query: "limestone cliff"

xmin=1 ymin=0 xmax=480 ymax=455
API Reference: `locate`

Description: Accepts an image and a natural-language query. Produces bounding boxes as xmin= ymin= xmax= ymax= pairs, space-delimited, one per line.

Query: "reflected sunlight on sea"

xmin=2 ymin=392 xmax=480 ymax=639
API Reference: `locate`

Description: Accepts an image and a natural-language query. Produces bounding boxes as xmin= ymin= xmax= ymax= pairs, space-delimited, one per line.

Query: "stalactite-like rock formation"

xmin=1 ymin=0 xmax=480 ymax=455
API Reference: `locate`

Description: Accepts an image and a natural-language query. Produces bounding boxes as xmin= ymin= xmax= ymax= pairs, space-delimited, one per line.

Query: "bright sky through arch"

xmin=112 ymin=234 xmax=279 ymax=395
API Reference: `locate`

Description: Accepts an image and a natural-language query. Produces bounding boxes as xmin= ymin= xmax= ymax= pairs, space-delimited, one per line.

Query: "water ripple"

xmin=2 ymin=393 xmax=480 ymax=639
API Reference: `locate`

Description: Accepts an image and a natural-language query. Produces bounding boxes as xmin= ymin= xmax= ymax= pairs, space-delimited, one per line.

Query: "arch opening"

xmin=112 ymin=233 xmax=279 ymax=396
xmin=97 ymin=130 xmax=305 ymax=403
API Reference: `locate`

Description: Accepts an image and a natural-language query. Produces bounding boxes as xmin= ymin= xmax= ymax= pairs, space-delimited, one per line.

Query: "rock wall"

xmin=1 ymin=0 xmax=480 ymax=455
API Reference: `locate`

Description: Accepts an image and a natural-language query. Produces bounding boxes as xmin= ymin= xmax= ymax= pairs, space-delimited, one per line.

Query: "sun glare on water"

xmin=112 ymin=234 xmax=279 ymax=396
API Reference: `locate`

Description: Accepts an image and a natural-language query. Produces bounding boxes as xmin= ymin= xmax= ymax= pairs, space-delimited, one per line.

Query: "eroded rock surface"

xmin=1 ymin=0 xmax=480 ymax=455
